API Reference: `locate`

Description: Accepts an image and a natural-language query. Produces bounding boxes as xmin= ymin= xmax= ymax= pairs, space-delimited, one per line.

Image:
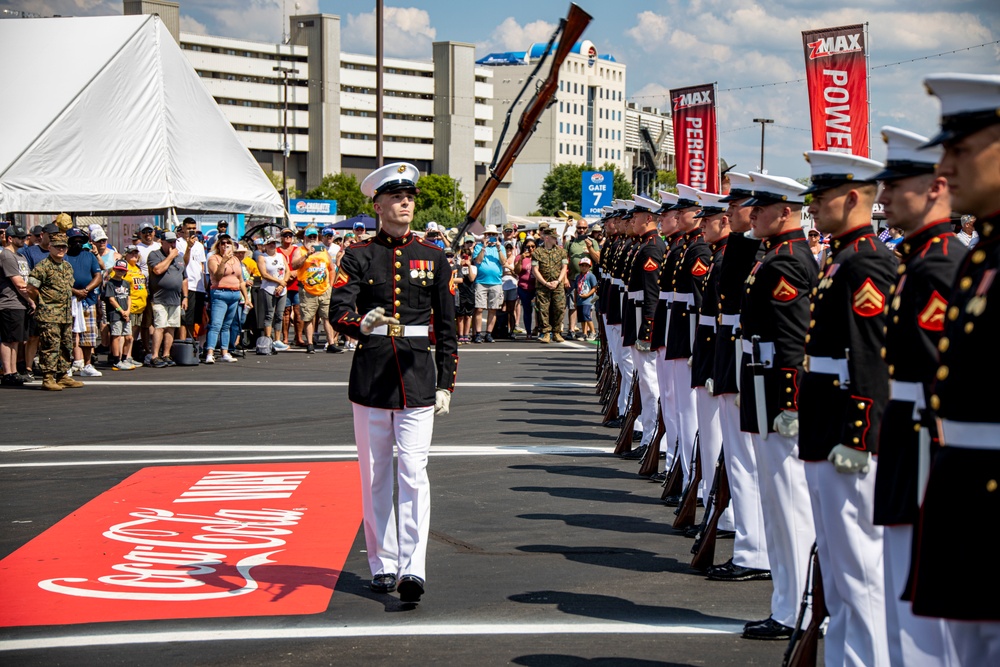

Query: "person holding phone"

xmin=471 ymin=225 xmax=505 ymax=343
xmin=290 ymin=227 xmax=335 ymax=354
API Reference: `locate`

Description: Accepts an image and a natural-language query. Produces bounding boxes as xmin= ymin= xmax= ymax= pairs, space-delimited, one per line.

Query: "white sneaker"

xmin=81 ymin=364 xmax=103 ymax=377
xmin=71 ymin=360 xmax=84 ymax=376
xmin=220 ymin=353 xmax=237 ymax=363
xmin=124 ymin=358 xmax=139 ymax=370
xmin=272 ymin=340 xmax=289 ymax=351
xmin=204 ymin=354 xmax=215 ymax=364
xmin=113 ymin=361 xmax=134 ymax=372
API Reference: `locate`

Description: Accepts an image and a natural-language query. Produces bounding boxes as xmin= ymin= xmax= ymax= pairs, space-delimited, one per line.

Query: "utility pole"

xmin=375 ymin=0 xmax=384 ymax=232
xmin=274 ymin=64 xmax=299 ymax=214
xmin=752 ymin=118 xmax=774 ymax=172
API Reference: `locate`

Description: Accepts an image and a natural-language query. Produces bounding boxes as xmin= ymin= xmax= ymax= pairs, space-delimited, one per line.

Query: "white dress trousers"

xmin=655 ymin=354 xmax=678 ymax=470
xmin=353 ymin=402 xmax=434 ymax=581
xmin=947 ymin=620 xmax=1000 ymax=667
xmin=633 ymin=347 xmax=659 ymax=445
xmin=718 ymin=394 xmax=769 ymax=571
xmin=694 ymin=387 xmax=734 ymax=531
xmin=752 ymin=431 xmax=816 ymax=628
xmin=669 ymin=358 xmax=698 ymax=487
xmin=883 ymin=524 xmax=958 ymax=667
xmin=805 ymin=460 xmax=889 ymax=667
xmin=607 ymin=323 xmax=633 ymax=416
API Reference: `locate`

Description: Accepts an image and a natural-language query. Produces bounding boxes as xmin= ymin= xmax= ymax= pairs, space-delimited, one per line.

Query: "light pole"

xmin=274 ymin=64 xmax=299 ymax=213
xmin=752 ymin=118 xmax=774 ymax=172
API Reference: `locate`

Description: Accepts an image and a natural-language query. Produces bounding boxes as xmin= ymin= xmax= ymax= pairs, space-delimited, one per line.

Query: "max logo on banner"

xmin=673 ymin=90 xmax=712 ymax=110
xmin=808 ymin=33 xmax=862 ymax=59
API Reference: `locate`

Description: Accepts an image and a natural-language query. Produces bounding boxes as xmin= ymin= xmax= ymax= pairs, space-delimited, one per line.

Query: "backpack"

xmin=256 ymin=335 xmax=276 ymax=355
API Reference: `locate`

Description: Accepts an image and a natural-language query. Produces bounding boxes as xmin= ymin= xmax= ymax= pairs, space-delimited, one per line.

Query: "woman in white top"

xmin=255 ymin=237 xmax=289 ymax=350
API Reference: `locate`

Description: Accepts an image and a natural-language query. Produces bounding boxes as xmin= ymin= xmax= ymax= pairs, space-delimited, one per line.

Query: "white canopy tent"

xmin=0 ymin=14 xmax=284 ymax=218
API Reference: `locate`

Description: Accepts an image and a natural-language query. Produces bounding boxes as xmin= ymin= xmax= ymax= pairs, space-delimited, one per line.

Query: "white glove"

xmin=828 ymin=444 xmax=871 ymax=475
xmin=636 ymin=339 xmax=651 ymax=352
xmin=687 ymin=356 xmax=693 ymax=368
xmin=434 ymin=389 xmax=451 ymax=416
xmin=773 ymin=410 xmax=799 ymax=438
xmin=360 ymin=306 xmax=400 ymax=335
xmin=705 ymin=378 xmax=714 ymax=396
xmin=734 ymin=393 xmax=741 ymax=409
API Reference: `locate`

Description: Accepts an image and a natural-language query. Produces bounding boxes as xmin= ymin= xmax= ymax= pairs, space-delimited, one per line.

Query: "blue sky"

xmin=13 ymin=1 xmax=1000 ymax=179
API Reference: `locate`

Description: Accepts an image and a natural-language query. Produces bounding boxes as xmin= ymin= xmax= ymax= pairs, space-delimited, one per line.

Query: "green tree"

xmin=416 ymin=174 xmax=465 ymax=217
xmin=304 ymin=173 xmax=373 ymax=217
xmin=263 ymin=169 xmax=300 ymax=199
xmin=655 ymin=169 xmax=677 ymax=193
xmin=537 ymin=163 xmax=633 ymax=216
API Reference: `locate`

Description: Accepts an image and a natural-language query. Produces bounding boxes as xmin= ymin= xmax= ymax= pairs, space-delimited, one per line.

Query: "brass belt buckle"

xmin=387 ymin=323 xmax=403 ymax=337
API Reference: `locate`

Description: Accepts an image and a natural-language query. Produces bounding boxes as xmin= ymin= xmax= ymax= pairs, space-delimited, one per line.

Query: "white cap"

xmin=612 ymin=199 xmax=627 ymax=213
xmin=634 ymin=194 xmax=660 ymax=212
xmin=360 ymin=162 xmax=420 ymax=199
xmin=802 ymin=151 xmax=885 ymax=195
xmin=671 ymin=184 xmax=701 ymax=210
xmin=657 ymin=191 xmax=679 ymax=210
xmin=483 ymin=224 xmax=500 ymax=234
xmin=745 ymin=172 xmax=808 ymax=206
xmin=720 ymin=172 xmax=752 ymax=202
xmin=579 ymin=257 xmax=592 ymax=265
xmin=91 ymin=228 xmax=108 ymax=241
xmin=922 ymin=73 xmax=1000 ymax=146
xmin=425 ymin=221 xmax=439 ymax=231
xmin=873 ymin=126 xmax=942 ymax=181
xmin=694 ymin=190 xmax=728 ymax=217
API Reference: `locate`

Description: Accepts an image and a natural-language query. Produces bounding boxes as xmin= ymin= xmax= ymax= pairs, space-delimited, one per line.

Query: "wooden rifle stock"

xmin=660 ymin=439 xmax=683 ymax=500
xmin=452 ymin=4 xmax=593 ymax=248
xmin=690 ymin=451 xmax=731 ymax=570
xmin=602 ymin=369 xmax=621 ymax=422
xmin=672 ymin=436 xmax=702 ymax=529
xmin=613 ymin=375 xmax=641 ymax=455
xmin=638 ymin=403 xmax=665 ymax=477
xmin=783 ymin=544 xmax=827 ymax=667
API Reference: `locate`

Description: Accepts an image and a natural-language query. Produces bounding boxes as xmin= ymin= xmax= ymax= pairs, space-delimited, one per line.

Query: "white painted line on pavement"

xmin=65 ymin=380 xmax=593 ymax=388
xmin=0 ymin=621 xmax=745 ymax=651
xmin=0 ymin=444 xmax=611 ymax=467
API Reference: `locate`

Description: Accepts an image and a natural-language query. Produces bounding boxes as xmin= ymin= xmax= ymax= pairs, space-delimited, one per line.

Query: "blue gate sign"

xmin=582 ymin=171 xmax=613 ymax=217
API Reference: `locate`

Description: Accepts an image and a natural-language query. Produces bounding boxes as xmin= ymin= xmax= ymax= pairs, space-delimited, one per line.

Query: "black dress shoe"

xmin=743 ymin=616 xmax=772 ymax=631
xmin=717 ymin=529 xmax=735 ymax=539
xmin=742 ymin=617 xmax=793 ymax=640
xmin=648 ymin=471 xmax=666 ymax=482
xmin=620 ymin=445 xmax=647 ymax=460
xmin=663 ymin=494 xmax=681 ymax=507
xmin=708 ymin=559 xmax=772 ymax=582
xmin=683 ymin=524 xmax=701 ymax=538
xmin=397 ymin=575 xmax=424 ymax=603
xmin=370 ymin=573 xmax=397 ymax=593
xmin=603 ymin=417 xmax=623 ymax=428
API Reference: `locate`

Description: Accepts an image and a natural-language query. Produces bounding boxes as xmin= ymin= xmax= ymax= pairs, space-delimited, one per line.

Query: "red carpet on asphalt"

xmin=0 ymin=462 xmax=361 ymax=627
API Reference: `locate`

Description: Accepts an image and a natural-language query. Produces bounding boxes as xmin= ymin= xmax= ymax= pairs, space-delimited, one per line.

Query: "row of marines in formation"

xmin=589 ymin=72 xmax=999 ymax=667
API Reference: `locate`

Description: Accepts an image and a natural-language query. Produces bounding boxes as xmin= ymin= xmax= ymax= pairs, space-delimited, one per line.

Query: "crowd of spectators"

xmin=0 ymin=213 xmax=609 ymax=387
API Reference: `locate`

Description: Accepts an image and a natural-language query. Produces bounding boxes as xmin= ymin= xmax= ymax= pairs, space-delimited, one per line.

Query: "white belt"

xmin=627 ymin=290 xmax=643 ymax=300
xmin=672 ymin=292 xmax=694 ymax=306
xmin=612 ymin=278 xmax=624 ymax=287
xmin=805 ymin=354 xmax=850 ymax=386
xmin=370 ymin=324 xmax=429 ymax=337
xmin=719 ymin=314 xmax=740 ymax=328
xmin=740 ymin=338 xmax=775 ymax=367
xmin=698 ymin=314 xmax=716 ymax=330
xmin=659 ymin=291 xmax=673 ymax=302
xmin=940 ymin=420 xmax=1000 ymax=451
xmin=890 ymin=380 xmax=925 ymax=406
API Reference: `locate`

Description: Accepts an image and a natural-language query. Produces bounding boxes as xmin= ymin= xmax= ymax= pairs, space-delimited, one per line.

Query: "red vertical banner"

xmin=671 ymin=83 xmax=719 ymax=193
xmin=802 ymin=24 xmax=870 ymax=157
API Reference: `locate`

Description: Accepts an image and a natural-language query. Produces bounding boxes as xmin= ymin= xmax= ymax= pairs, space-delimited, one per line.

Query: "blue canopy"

xmin=331 ymin=214 xmax=376 ymax=230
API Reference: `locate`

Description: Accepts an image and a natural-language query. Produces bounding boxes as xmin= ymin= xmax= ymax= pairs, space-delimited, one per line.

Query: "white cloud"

xmin=342 ymin=6 xmax=436 ymax=58
xmin=179 ymin=15 xmax=209 ymax=36
xmin=12 ymin=0 xmax=121 ymax=18
xmin=478 ymin=17 xmax=558 ymax=56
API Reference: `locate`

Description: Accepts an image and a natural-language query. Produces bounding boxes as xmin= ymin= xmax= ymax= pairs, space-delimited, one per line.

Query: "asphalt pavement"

xmin=0 ymin=339 xmax=796 ymax=666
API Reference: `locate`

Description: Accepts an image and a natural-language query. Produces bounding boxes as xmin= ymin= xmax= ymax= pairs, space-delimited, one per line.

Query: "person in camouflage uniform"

xmin=25 ymin=232 xmax=84 ymax=391
xmin=531 ymin=226 xmax=568 ymax=343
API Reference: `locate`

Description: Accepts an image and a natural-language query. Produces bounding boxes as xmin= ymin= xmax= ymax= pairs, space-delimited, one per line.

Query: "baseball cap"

xmin=281 ymin=227 xmax=296 ymax=235
xmin=304 ymin=226 xmax=319 ymax=237
xmin=112 ymin=259 xmax=128 ymax=272
xmin=161 ymin=231 xmax=177 ymax=241
xmin=425 ymin=221 xmax=439 ymax=232
xmin=49 ymin=233 xmax=69 ymax=247
xmin=66 ymin=228 xmax=87 ymax=239
xmin=30 ymin=225 xmax=44 ymax=236
xmin=265 ymin=236 xmax=278 ymax=244
xmin=579 ymin=257 xmax=592 ymax=265
xmin=462 ymin=234 xmax=475 ymax=243
xmin=5 ymin=225 xmax=27 ymax=238
xmin=353 ymin=221 xmax=367 ymax=229
xmin=124 ymin=244 xmax=139 ymax=253
xmin=42 ymin=222 xmax=60 ymax=235
xmin=322 ymin=227 xmax=335 ymax=236
xmin=91 ymin=228 xmax=108 ymax=242
xmin=139 ymin=222 xmax=155 ymax=231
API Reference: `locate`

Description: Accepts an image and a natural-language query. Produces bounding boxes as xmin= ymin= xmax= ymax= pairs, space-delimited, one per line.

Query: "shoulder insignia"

xmin=691 ymin=258 xmax=709 ymax=276
xmin=772 ymin=276 xmax=798 ymax=302
xmin=853 ymin=277 xmax=886 ymax=317
xmin=643 ymin=258 xmax=659 ymax=272
xmin=332 ymin=269 xmax=349 ymax=289
xmin=917 ymin=290 xmax=948 ymax=331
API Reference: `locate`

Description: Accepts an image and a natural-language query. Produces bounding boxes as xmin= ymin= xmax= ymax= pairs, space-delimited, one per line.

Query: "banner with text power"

xmin=582 ymin=171 xmax=614 ymax=218
xmin=0 ymin=463 xmax=362 ymax=627
xmin=671 ymin=83 xmax=719 ymax=194
xmin=802 ymin=24 xmax=870 ymax=157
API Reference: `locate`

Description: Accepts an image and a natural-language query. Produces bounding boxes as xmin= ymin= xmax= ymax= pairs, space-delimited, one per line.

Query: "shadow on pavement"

xmin=509 ymin=589 xmax=744 ymax=626
xmin=510 ymin=486 xmax=665 ymax=504
xmin=517 ymin=512 xmax=676 ymax=536
xmin=513 ymin=545 xmax=687 ymax=574
xmin=332 ymin=570 xmax=422 ymax=613
xmin=513 ymin=656 xmax=691 ymax=667
xmin=508 ymin=463 xmax=639 ymax=481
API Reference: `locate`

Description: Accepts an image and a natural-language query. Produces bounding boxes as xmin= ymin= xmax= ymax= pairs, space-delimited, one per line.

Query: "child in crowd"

xmin=103 ymin=260 xmax=135 ymax=370
xmin=575 ymin=257 xmax=598 ymax=340
xmin=455 ymin=245 xmax=477 ymax=344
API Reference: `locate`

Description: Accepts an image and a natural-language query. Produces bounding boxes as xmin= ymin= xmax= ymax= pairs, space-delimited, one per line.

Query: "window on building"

xmin=559 ymin=101 xmax=563 ymax=112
